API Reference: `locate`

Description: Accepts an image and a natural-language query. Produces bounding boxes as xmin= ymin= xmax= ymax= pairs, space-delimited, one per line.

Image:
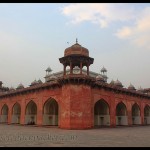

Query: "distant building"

xmin=0 ymin=40 xmax=150 ymax=129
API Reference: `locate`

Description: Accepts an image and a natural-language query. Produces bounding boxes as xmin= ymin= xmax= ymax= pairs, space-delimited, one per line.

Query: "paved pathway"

xmin=0 ymin=124 xmax=150 ymax=147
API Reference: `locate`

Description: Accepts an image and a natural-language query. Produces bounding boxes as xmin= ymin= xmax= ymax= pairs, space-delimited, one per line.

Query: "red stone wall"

xmin=0 ymin=87 xmax=61 ymax=125
xmin=0 ymin=84 xmax=150 ymax=129
xmin=92 ymin=88 xmax=150 ymax=127
xmin=59 ymin=84 xmax=92 ymax=129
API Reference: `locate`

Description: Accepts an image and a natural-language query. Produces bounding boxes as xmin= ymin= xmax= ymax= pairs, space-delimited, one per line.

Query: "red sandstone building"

xmin=0 ymin=40 xmax=150 ymax=129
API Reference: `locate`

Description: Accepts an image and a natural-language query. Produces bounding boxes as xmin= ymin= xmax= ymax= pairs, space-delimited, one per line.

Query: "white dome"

xmin=31 ymin=79 xmax=38 ymax=86
xmin=17 ymin=83 xmax=24 ymax=89
xmin=38 ymin=79 xmax=43 ymax=84
xmin=128 ymin=83 xmax=136 ymax=90
xmin=114 ymin=79 xmax=123 ymax=87
xmin=110 ymin=79 xmax=115 ymax=85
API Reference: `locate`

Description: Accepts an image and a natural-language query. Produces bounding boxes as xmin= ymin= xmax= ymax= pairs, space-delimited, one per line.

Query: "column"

xmin=87 ymin=64 xmax=89 ymax=75
xmin=110 ymin=96 xmax=116 ymax=127
xmin=7 ymin=104 xmax=12 ymax=124
xmin=37 ymin=98 xmax=43 ymax=126
xmin=63 ymin=64 xmax=66 ymax=76
xmin=127 ymin=110 xmax=132 ymax=126
xmin=110 ymin=108 xmax=116 ymax=127
xmin=126 ymin=102 xmax=132 ymax=126
xmin=20 ymin=99 xmax=26 ymax=125
xmin=141 ymin=103 xmax=144 ymax=125
xmin=70 ymin=62 xmax=73 ymax=74
xmin=80 ymin=62 xmax=82 ymax=74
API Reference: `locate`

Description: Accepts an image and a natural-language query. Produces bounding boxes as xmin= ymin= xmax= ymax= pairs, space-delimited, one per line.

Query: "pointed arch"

xmin=0 ymin=104 xmax=8 ymax=123
xmin=144 ymin=105 xmax=150 ymax=116
xmin=11 ymin=102 xmax=21 ymax=124
xmin=25 ymin=100 xmax=37 ymax=125
xmin=1 ymin=104 xmax=8 ymax=115
xmin=94 ymin=99 xmax=110 ymax=115
xmin=132 ymin=103 xmax=141 ymax=125
xmin=43 ymin=98 xmax=59 ymax=126
xmin=43 ymin=98 xmax=58 ymax=115
xmin=132 ymin=103 xmax=140 ymax=116
xmin=116 ymin=102 xmax=128 ymax=126
xmin=94 ymin=99 xmax=110 ymax=126
xmin=12 ymin=102 xmax=21 ymax=115
xmin=25 ymin=100 xmax=37 ymax=115
xmin=116 ymin=102 xmax=127 ymax=116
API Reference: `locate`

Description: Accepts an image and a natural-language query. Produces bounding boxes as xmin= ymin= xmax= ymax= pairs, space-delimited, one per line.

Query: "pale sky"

xmin=0 ymin=3 xmax=150 ymax=89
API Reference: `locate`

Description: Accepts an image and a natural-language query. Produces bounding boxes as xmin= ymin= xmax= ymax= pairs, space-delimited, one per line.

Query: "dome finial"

xmin=76 ymin=38 xmax=78 ymax=44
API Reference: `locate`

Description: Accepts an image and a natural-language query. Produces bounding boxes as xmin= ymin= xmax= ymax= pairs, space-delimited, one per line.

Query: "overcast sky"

xmin=0 ymin=3 xmax=150 ymax=89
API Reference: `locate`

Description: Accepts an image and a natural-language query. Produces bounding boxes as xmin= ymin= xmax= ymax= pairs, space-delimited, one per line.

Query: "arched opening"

xmin=73 ymin=66 xmax=80 ymax=74
xmin=0 ymin=104 xmax=8 ymax=123
xmin=116 ymin=102 xmax=128 ymax=126
xmin=11 ymin=103 xmax=21 ymax=124
xmin=25 ymin=101 xmax=37 ymax=125
xmin=66 ymin=65 xmax=70 ymax=75
xmin=144 ymin=105 xmax=150 ymax=125
xmin=43 ymin=98 xmax=58 ymax=126
xmin=94 ymin=99 xmax=110 ymax=126
xmin=132 ymin=103 xmax=141 ymax=125
xmin=82 ymin=66 xmax=87 ymax=75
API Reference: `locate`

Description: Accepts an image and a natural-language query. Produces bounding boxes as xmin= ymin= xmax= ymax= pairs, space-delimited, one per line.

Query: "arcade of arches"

xmin=0 ymin=41 xmax=150 ymax=129
xmin=0 ymin=98 xmax=59 ymax=126
xmin=0 ymin=96 xmax=150 ymax=129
